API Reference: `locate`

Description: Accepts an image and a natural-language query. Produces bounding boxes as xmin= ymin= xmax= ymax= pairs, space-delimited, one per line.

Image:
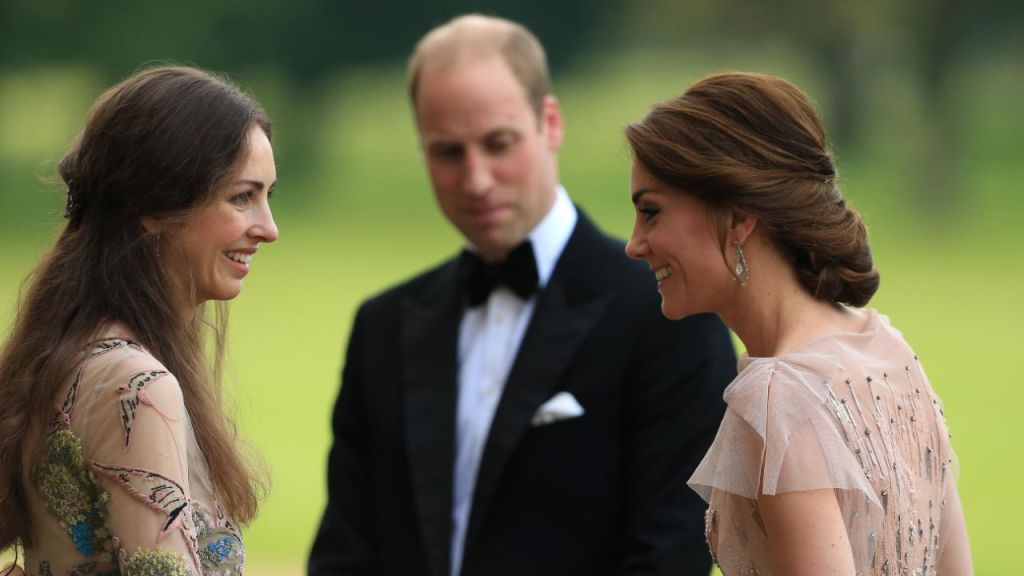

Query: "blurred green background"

xmin=1 ymin=1 xmax=1021 ymax=574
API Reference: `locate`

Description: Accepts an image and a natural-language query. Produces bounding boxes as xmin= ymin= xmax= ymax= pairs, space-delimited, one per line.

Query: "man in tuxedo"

xmin=308 ymin=14 xmax=736 ymax=576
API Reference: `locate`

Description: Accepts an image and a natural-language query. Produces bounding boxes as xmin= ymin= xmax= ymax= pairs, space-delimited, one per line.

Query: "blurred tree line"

xmin=1 ymin=0 xmax=1020 ymax=217
xmin=0 ymin=0 xmax=615 ymax=83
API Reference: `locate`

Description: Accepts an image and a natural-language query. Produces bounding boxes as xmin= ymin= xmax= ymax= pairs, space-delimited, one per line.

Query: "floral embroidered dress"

xmin=689 ymin=309 xmax=971 ymax=575
xmin=23 ymin=329 xmax=244 ymax=575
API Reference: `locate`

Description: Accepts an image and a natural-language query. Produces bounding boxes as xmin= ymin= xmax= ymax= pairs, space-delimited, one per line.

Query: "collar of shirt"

xmin=525 ymin=185 xmax=577 ymax=290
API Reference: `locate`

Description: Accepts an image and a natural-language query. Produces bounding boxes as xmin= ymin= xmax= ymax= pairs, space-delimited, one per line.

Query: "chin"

xmin=659 ymin=301 xmax=689 ymax=321
xmin=659 ymin=291 xmax=700 ymax=317
xmin=203 ymin=286 xmax=243 ymax=303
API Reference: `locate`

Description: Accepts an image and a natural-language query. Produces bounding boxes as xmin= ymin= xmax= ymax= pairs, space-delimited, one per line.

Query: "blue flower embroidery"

xmin=71 ymin=521 xmax=94 ymax=556
xmin=206 ymin=536 xmax=235 ymax=563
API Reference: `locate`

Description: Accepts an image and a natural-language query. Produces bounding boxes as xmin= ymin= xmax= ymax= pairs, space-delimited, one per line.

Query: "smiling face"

xmin=625 ymin=161 xmax=732 ymax=319
xmin=414 ymin=54 xmax=563 ymax=261
xmin=169 ymin=125 xmax=278 ymax=307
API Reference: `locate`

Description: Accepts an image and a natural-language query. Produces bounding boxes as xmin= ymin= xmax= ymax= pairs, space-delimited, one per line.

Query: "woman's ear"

xmin=140 ymin=216 xmax=161 ymax=235
xmin=727 ymin=209 xmax=758 ymax=245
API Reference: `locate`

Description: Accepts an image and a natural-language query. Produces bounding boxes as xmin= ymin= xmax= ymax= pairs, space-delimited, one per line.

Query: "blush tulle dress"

xmin=689 ymin=309 xmax=971 ymax=575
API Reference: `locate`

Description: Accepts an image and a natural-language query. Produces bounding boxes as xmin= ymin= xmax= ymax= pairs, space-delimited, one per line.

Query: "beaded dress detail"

xmin=689 ymin=310 xmax=970 ymax=575
xmin=24 ymin=330 xmax=245 ymax=575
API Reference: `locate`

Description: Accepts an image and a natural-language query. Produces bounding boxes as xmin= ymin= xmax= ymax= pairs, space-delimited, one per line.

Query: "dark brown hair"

xmin=626 ymin=72 xmax=879 ymax=306
xmin=0 ymin=65 xmax=268 ymax=549
xmin=407 ymin=13 xmax=551 ymax=118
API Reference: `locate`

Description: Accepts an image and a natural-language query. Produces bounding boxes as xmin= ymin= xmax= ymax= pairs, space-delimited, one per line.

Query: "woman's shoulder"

xmin=729 ymin=308 xmax=903 ymax=403
xmin=60 ymin=328 xmax=184 ymax=435
xmin=728 ymin=351 xmax=843 ymax=407
xmin=81 ymin=328 xmax=176 ymax=386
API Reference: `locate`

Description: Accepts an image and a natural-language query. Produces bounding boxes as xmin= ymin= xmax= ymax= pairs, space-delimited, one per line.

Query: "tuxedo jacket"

xmin=308 ymin=211 xmax=736 ymax=576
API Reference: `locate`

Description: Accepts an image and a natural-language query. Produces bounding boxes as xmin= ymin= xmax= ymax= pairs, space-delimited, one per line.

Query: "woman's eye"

xmin=231 ymin=191 xmax=253 ymax=206
xmin=639 ymin=206 xmax=659 ymax=221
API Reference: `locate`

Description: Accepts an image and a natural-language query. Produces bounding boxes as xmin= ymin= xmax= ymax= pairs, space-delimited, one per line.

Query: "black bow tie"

xmin=458 ymin=241 xmax=539 ymax=306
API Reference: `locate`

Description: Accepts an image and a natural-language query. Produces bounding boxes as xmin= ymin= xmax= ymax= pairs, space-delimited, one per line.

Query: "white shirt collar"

xmin=528 ymin=185 xmax=577 ymax=289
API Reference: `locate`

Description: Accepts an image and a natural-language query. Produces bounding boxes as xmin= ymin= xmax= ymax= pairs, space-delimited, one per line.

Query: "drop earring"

xmin=733 ymin=239 xmax=749 ymax=287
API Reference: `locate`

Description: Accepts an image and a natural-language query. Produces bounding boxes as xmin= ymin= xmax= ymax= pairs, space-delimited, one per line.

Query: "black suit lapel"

xmin=463 ymin=213 xmax=614 ymax=558
xmin=401 ymin=262 xmax=462 ymax=576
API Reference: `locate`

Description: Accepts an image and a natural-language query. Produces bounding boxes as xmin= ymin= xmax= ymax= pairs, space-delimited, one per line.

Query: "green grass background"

xmin=1 ymin=52 xmax=1020 ymax=574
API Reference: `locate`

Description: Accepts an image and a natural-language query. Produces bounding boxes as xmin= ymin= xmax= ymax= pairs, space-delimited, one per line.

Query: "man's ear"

xmin=541 ymin=94 xmax=564 ymax=151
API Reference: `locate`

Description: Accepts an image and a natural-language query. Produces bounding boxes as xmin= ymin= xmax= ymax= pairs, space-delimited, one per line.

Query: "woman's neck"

xmin=720 ymin=243 xmax=858 ymax=358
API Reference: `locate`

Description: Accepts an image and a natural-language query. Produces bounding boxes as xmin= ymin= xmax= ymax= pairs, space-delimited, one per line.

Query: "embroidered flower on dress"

xmin=120 ymin=549 xmax=192 ymax=576
xmin=37 ymin=429 xmax=113 ymax=559
xmin=193 ymin=503 xmax=246 ymax=574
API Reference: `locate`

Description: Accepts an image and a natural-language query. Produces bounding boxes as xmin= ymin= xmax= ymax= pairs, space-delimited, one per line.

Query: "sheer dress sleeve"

xmin=68 ymin=341 xmax=203 ymax=575
xmin=688 ymin=354 xmax=883 ymax=573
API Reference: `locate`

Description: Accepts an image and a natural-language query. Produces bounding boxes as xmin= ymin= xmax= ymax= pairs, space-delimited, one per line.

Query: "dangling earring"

xmin=733 ymin=239 xmax=749 ymax=287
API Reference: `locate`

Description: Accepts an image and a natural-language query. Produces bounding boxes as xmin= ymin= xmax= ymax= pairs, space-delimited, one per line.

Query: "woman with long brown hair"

xmin=625 ymin=72 xmax=972 ymax=574
xmin=0 ymin=65 xmax=277 ymax=575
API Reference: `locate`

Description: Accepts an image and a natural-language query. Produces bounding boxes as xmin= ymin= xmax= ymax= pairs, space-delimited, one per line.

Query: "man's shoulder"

xmin=563 ymin=213 xmax=656 ymax=294
xmin=357 ymin=254 xmax=459 ymax=313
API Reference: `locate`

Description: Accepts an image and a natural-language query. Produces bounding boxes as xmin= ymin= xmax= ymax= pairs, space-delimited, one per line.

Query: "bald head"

xmin=408 ymin=14 xmax=551 ymax=119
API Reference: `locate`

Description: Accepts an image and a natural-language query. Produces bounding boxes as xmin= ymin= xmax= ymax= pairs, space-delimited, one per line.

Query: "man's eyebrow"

xmin=426 ymin=140 xmax=461 ymax=151
xmin=484 ymin=127 xmax=518 ymax=138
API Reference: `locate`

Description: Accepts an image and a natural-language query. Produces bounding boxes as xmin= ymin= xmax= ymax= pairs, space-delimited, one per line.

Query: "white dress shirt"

xmin=450 ymin=186 xmax=577 ymax=576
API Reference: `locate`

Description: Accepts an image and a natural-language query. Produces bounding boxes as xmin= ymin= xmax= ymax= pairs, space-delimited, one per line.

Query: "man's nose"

xmin=462 ymin=149 xmax=495 ymax=195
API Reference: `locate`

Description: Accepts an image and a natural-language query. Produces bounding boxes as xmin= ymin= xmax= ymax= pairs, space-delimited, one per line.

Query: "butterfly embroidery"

xmin=49 ymin=367 xmax=84 ymax=430
xmin=213 ymin=497 xmax=243 ymax=543
xmin=89 ymin=337 xmax=143 ymax=357
xmin=116 ymin=370 xmax=171 ymax=449
xmin=48 ymin=339 xmax=147 ymax=432
xmin=91 ymin=463 xmax=200 ymax=562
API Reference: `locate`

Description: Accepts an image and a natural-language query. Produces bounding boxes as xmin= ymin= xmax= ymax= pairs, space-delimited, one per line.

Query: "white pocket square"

xmin=531 ymin=391 xmax=585 ymax=427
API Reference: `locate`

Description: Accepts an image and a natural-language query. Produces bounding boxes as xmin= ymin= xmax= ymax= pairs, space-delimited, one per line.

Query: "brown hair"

xmin=626 ymin=72 xmax=879 ymax=306
xmin=0 ymin=65 xmax=268 ymax=549
xmin=407 ymin=13 xmax=551 ymax=118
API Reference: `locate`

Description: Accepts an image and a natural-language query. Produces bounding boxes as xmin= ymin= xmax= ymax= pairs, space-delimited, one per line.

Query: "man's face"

xmin=415 ymin=55 xmax=563 ymax=261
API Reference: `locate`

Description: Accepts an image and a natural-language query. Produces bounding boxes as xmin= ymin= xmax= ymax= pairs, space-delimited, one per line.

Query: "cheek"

xmin=205 ymin=213 xmax=249 ymax=249
xmin=496 ymin=147 xmax=536 ymax=182
xmin=431 ymin=185 xmax=460 ymax=215
xmin=661 ymin=232 xmax=716 ymax=274
xmin=428 ymin=165 xmax=464 ymax=196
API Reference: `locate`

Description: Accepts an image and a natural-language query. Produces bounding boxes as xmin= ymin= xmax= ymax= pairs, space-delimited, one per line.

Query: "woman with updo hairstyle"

xmin=0 ymin=65 xmax=278 ymax=575
xmin=625 ymin=72 xmax=972 ymax=575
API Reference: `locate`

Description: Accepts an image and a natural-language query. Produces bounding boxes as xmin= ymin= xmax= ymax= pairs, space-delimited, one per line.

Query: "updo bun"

xmin=791 ymin=200 xmax=880 ymax=306
xmin=626 ymin=72 xmax=880 ymax=306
